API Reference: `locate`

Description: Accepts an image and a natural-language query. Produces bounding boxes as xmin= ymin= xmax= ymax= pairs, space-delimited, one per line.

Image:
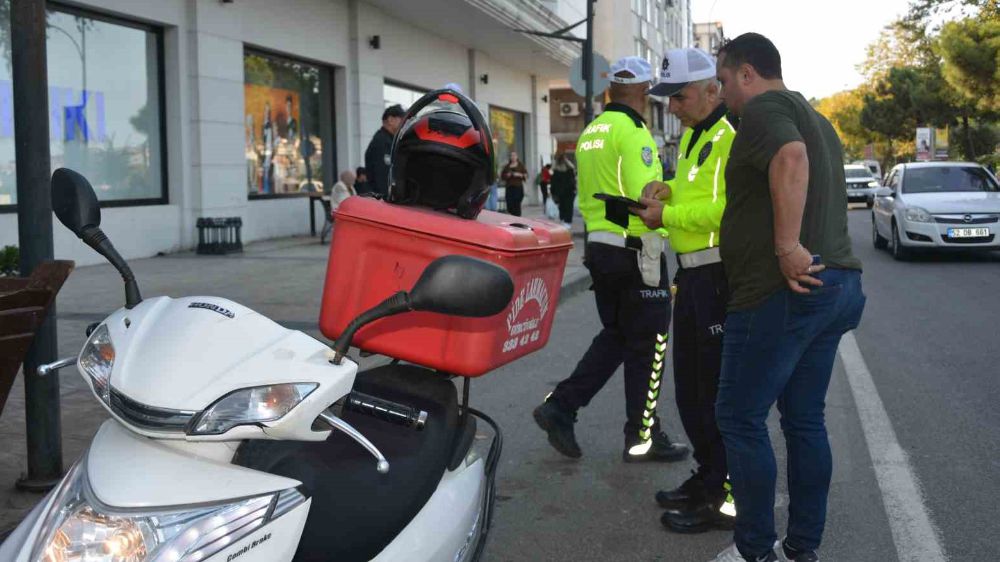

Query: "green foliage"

xmin=858 ymin=20 xmax=935 ymax=82
xmin=861 ymin=67 xmax=919 ymax=141
xmin=0 ymin=244 xmax=18 ymax=277
xmin=903 ymin=0 xmax=998 ymax=27
xmin=952 ymin=119 xmax=1000 ymax=160
xmin=815 ymin=90 xmax=869 ymax=160
xmin=937 ymin=18 xmax=1000 ymax=113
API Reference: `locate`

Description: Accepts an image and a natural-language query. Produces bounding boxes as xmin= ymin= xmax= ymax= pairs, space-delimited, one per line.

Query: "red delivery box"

xmin=319 ymin=197 xmax=573 ymax=376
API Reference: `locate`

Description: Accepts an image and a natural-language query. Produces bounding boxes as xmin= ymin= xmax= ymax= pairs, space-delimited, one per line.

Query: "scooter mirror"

xmin=51 ymin=168 xmax=101 ymax=237
xmin=409 ymin=255 xmax=514 ymax=318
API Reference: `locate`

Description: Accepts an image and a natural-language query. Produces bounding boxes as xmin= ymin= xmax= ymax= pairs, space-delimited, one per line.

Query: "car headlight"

xmin=79 ymin=324 xmax=114 ymax=404
xmin=31 ymin=458 xmax=306 ymax=562
xmin=868 ymin=181 xmax=879 ymax=188
xmin=904 ymin=206 xmax=933 ymax=223
xmin=187 ymin=383 xmax=318 ymax=436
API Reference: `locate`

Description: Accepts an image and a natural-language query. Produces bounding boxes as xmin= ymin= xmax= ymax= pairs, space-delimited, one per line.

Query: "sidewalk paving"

xmin=0 ymin=203 xmax=587 ymax=530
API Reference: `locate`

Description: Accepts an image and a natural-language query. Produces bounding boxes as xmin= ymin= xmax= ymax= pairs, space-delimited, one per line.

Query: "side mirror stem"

xmin=81 ymin=226 xmax=143 ymax=309
xmin=331 ymin=291 xmax=411 ymax=364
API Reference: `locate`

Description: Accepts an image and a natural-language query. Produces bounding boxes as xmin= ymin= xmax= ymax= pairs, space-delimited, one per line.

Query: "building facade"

xmin=0 ymin=0 xmax=577 ymax=265
xmin=694 ymin=21 xmax=725 ymax=57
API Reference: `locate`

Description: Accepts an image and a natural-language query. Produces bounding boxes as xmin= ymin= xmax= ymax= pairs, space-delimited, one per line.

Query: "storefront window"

xmin=383 ymin=82 xmax=425 ymax=110
xmin=244 ymin=50 xmax=330 ymax=197
xmin=489 ymin=106 xmax=525 ymax=175
xmin=0 ymin=5 xmax=165 ymax=208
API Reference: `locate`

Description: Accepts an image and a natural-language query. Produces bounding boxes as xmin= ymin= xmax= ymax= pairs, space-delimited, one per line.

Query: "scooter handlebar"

xmin=345 ymin=391 xmax=427 ymax=431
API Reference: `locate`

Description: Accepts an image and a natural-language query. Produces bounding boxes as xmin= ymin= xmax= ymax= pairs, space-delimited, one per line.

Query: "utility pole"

xmin=583 ymin=0 xmax=595 ymax=124
xmin=512 ymin=0 xmax=597 ymax=124
xmin=12 ymin=0 xmax=63 ymax=491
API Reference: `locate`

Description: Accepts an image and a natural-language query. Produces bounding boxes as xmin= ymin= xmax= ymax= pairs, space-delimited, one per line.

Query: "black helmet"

xmin=388 ymin=89 xmax=495 ymax=219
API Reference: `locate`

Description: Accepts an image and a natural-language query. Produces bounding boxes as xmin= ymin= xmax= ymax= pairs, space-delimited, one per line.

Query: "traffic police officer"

xmin=636 ymin=48 xmax=738 ymax=532
xmin=533 ymin=56 xmax=690 ymax=463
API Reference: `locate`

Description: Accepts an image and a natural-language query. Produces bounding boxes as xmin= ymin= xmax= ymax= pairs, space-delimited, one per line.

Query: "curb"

xmin=557 ymin=270 xmax=591 ymax=306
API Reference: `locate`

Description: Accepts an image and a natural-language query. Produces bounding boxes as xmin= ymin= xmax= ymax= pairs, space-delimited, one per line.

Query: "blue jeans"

xmin=716 ymin=268 xmax=866 ymax=558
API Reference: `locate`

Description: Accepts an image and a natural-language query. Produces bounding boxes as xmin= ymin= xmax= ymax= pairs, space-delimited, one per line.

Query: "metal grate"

xmin=933 ymin=215 xmax=999 ymax=225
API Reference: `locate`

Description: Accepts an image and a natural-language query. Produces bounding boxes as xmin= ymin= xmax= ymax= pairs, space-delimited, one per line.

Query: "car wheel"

xmin=866 ymin=197 xmax=874 ymax=209
xmin=873 ymin=216 xmax=888 ymax=250
xmin=891 ymin=222 xmax=910 ymax=261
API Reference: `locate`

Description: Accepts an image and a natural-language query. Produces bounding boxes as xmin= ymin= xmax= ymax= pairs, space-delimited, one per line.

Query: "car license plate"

xmin=947 ymin=227 xmax=990 ymax=238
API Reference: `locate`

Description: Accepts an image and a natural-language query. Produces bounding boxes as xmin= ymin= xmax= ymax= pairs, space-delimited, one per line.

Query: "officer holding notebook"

xmin=532 ymin=56 xmax=690 ymax=464
xmin=634 ymin=48 xmax=738 ymax=533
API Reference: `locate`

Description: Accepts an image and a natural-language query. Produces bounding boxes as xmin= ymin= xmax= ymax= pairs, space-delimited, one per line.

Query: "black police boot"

xmin=660 ymin=493 xmax=736 ymax=534
xmin=655 ymin=470 xmax=706 ymax=509
xmin=622 ymin=431 xmax=690 ymax=463
xmin=532 ymin=399 xmax=582 ymax=458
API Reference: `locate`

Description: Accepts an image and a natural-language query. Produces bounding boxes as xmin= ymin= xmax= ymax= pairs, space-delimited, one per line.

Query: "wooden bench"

xmin=0 ymin=261 xmax=74 ymax=415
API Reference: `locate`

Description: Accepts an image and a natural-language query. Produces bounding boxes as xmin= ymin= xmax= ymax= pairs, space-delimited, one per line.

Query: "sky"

xmin=692 ymin=0 xmax=914 ymax=100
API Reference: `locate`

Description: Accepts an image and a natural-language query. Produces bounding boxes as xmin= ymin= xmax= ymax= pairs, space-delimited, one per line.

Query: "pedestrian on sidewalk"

xmin=706 ymin=33 xmax=866 ymax=562
xmin=635 ymin=47 xmax=738 ymax=535
xmin=550 ymin=154 xmax=576 ymax=228
xmin=500 ymin=151 xmax=528 ymax=216
xmin=364 ymin=104 xmax=406 ymax=198
xmin=538 ymin=163 xmax=553 ymax=205
xmin=320 ymin=170 xmax=357 ymax=244
xmin=355 ymin=166 xmax=370 ymax=195
xmin=532 ymin=56 xmax=689 ymax=464
xmin=330 ymin=170 xmax=358 ymax=213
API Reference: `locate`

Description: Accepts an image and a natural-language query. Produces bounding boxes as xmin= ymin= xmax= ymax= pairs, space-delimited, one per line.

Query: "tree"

xmin=861 ymin=67 xmax=922 ymax=165
xmin=857 ymin=19 xmax=939 ymax=83
xmin=904 ymin=0 xmax=998 ymax=26
xmin=815 ymin=89 xmax=869 ymax=160
xmin=937 ymin=18 xmax=1000 ymax=114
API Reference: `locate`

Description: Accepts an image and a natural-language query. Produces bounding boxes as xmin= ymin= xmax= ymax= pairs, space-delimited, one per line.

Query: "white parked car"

xmin=872 ymin=162 xmax=1000 ymax=260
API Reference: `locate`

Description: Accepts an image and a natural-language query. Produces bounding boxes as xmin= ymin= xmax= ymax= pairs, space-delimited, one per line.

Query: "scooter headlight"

xmin=187 ymin=383 xmax=318 ymax=436
xmin=31 ymin=458 xmax=305 ymax=562
xmin=79 ymin=324 xmax=115 ymax=404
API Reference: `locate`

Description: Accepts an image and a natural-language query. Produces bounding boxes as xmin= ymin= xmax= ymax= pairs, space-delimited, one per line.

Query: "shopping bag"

xmin=545 ymin=197 xmax=559 ymax=220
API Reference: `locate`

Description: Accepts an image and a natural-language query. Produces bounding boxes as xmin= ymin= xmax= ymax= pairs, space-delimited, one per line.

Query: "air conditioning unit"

xmin=559 ymin=102 xmax=580 ymax=117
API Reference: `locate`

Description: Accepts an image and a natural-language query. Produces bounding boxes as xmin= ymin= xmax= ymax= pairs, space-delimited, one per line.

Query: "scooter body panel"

xmin=372 ymin=458 xmax=486 ymax=562
xmin=82 ymin=296 xmax=358 ymax=442
xmin=88 ymin=419 xmax=303 ymax=509
xmin=0 ymin=491 xmax=50 ymax=562
xmin=201 ymin=500 xmax=311 ymax=562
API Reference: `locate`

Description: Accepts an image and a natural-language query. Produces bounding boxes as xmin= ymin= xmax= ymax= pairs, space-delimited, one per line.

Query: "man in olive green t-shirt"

xmin=706 ymin=34 xmax=867 ymax=562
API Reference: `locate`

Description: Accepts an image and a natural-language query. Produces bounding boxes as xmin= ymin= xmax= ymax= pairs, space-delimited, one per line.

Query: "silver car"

xmin=872 ymin=162 xmax=1000 ymax=260
xmin=845 ymin=164 xmax=880 ymax=208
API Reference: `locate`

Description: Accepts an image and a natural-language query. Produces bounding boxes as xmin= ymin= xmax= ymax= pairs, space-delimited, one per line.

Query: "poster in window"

xmin=245 ymin=84 xmax=303 ymax=194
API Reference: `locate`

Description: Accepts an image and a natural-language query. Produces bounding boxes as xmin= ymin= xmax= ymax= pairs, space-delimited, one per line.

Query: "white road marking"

xmin=839 ymin=332 xmax=949 ymax=562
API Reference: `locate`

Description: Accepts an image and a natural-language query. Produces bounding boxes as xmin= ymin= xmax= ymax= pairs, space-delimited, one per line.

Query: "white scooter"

xmin=0 ymin=168 xmax=515 ymax=562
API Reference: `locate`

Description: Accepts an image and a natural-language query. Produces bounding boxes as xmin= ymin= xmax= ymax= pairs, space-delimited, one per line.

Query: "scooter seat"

xmin=234 ymin=364 xmax=460 ymax=562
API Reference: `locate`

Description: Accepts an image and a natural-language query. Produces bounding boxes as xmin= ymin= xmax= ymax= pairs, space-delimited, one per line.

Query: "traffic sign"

xmin=569 ymin=53 xmax=610 ymax=98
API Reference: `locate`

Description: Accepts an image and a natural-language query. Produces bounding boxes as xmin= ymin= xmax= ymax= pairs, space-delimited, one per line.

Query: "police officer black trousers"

xmin=672 ymin=260 xmax=729 ymax=494
xmin=548 ymin=241 xmax=672 ymax=445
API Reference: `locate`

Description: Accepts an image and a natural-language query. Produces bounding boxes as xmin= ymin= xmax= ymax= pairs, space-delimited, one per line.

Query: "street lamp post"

xmin=583 ymin=0 xmax=595 ymax=124
xmin=11 ymin=0 xmax=63 ymax=491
